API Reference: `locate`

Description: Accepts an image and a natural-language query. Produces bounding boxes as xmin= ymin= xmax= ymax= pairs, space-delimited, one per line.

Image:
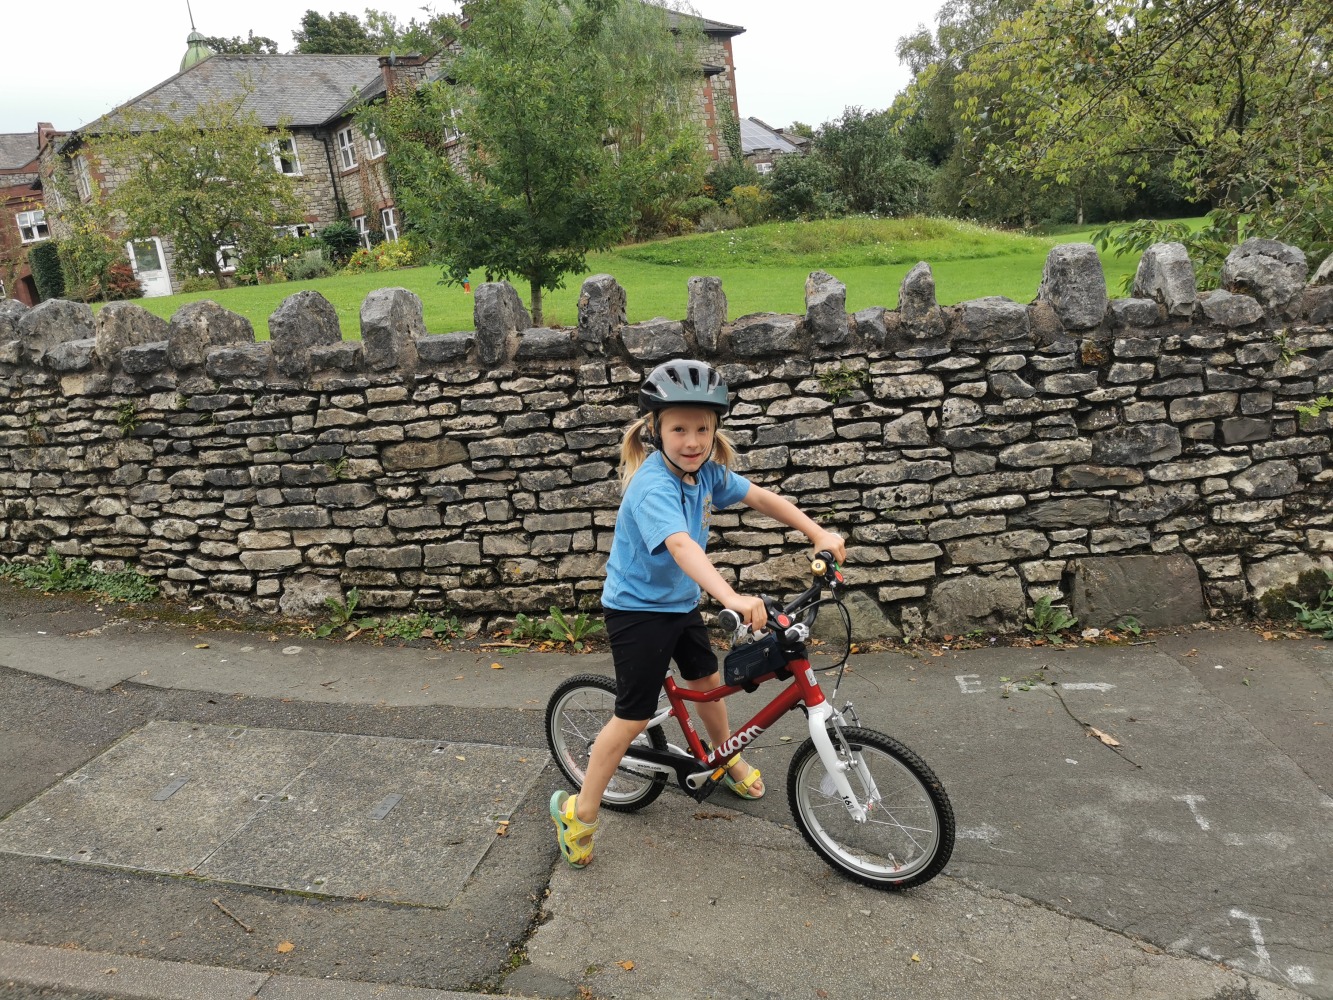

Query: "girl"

xmin=551 ymin=358 xmax=847 ymax=868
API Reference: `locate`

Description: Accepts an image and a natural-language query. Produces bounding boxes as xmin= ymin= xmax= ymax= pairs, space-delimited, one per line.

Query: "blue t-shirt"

xmin=602 ymin=452 xmax=752 ymax=612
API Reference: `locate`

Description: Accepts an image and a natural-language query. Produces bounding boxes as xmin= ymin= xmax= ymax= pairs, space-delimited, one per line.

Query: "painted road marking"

xmin=955 ymin=674 xmax=984 ymax=695
xmin=1173 ymin=794 xmax=1211 ymax=831
xmin=1227 ymin=908 xmax=1316 ymax=986
xmin=1060 ymin=682 xmax=1116 ymax=692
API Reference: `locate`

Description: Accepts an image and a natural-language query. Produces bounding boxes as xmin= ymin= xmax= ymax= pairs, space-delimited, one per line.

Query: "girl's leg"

xmin=575 ymin=715 xmax=650 ymax=825
xmin=680 ymin=672 xmax=764 ymax=794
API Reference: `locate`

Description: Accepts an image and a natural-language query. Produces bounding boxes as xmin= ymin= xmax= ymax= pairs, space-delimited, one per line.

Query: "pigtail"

xmin=619 ymin=415 xmax=652 ymax=491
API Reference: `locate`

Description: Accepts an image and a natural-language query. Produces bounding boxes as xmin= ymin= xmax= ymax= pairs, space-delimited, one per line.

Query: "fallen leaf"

xmin=617 ymin=960 xmax=635 ymax=971
xmin=1183 ymin=648 xmax=1198 ymax=657
xmin=276 ymin=941 xmax=295 ymax=954
xmin=103 ymin=968 xmax=118 ymax=975
xmin=491 ymin=662 xmax=504 ymax=670
xmin=911 ymin=952 xmax=921 ymax=962
xmin=194 ymin=643 xmax=209 ymax=649
xmin=1088 ymin=727 xmax=1121 ymax=747
xmin=455 ymin=755 xmax=466 ymax=761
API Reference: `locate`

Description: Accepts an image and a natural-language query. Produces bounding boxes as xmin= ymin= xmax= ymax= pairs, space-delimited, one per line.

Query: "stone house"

xmin=0 ymin=126 xmax=58 ymax=306
xmin=36 ymin=9 xmax=745 ymax=298
xmin=740 ymin=116 xmax=805 ymax=174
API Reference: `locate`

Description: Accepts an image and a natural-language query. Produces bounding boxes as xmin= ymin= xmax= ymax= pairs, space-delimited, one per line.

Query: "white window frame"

xmin=73 ymin=155 xmax=92 ymax=200
xmin=380 ymin=207 xmax=399 ymax=242
xmin=367 ymin=132 xmax=386 ymax=159
xmin=442 ymin=108 xmax=463 ymax=142
xmin=271 ymin=137 xmax=302 ymax=176
xmin=274 ymin=224 xmax=314 ymax=239
xmin=214 ymin=245 xmax=240 ymax=275
xmin=17 ymin=210 xmax=49 ymax=244
xmin=336 ymin=127 xmax=358 ymax=170
xmin=352 ymin=214 xmax=371 ymax=249
xmin=755 ymin=160 xmax=774 ymax=175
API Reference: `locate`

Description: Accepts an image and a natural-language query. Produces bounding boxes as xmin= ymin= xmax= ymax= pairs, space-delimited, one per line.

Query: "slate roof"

xmin=740 ymin=117 xmax=801 ymax=155
xmin=666 ymin=11 xmax=744 ymax=36
xmin=0 ymin=133 xmax=38 ymax=170
xmin=83 ymin=54 xmax=385 ymax=133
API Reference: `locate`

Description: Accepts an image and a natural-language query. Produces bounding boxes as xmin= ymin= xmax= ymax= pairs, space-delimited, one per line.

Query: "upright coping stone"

xmin=167 ymin=300 xmax=255 ymax=369
xmin=576 ymin=274 xmax=626 ymax=354
xmin=361 ymin=287 xmax=424 ymax=370
xmin=686 ymin=276 xmax=726 ymax=354
xmin=898 ymin=262 xmax=945 ymax=339
xmin=1133 ymin=242 xmax=1197 ymax=318
xmin=269 ymin=290 xmax=342 ymax=376
xmin=473 ymin=281 xmax=531 ymax=367
xmin=1038 ymin=243 xmax=1108 ymax=330
xmin=17 ymin=299 xmax=95 ymax=365
xmin=1221 ymin=238 xmax=1308 ymax=318
xmin=95 ymin=301 xmax=169 ymax=368
xmin=805 ymin=270 xmax=849 ymax=346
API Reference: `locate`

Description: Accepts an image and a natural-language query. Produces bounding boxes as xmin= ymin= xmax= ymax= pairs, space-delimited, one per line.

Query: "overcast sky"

xmin=1 ymin=1 xmax=946 ymax=136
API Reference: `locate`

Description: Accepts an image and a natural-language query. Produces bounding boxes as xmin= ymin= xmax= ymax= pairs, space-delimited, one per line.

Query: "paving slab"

xmin=0 ymin=721 xmax=549 ymax=908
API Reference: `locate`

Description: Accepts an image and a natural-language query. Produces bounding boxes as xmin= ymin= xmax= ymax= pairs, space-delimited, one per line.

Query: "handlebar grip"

xmin=717 ymin=608 xmax=743 ymax=631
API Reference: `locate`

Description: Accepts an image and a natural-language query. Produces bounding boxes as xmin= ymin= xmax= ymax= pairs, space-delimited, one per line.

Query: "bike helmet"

xmin=639 ymin=359 xmax=729 ymax=416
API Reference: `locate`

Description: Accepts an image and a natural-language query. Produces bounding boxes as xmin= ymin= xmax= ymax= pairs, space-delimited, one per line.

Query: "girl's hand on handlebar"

xmin=810 ymin=530 xmax=846 ymax=564
xmin=725 ymin=594 xmax=768 ymax=632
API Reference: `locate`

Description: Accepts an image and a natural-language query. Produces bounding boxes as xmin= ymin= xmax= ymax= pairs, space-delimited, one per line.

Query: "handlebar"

xmin=718 ymin=550 xmax=844 ymax=644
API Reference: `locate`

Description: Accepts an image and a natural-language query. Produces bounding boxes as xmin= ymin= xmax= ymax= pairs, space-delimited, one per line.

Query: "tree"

xmin=813 ymin=107 xmax=931 ymax=217
xmin=199 ymin=31 xmax=279 ymax=54
xmin=360 ymin=0 xmax=705 ymax=324
xmin=91 ymin=94 xmax=302 ymax=286
xmin=952 ymin=0 xmax=1333 ymax=257
xmin=292 ymin=10 xmax=376 ymax=53
xmin=293 ymin=8 xmax=458 ymax=54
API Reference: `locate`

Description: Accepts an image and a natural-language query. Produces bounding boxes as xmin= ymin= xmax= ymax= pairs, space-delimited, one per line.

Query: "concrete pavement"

xmin=0 ymin=582 xmax=1328 ymax=1000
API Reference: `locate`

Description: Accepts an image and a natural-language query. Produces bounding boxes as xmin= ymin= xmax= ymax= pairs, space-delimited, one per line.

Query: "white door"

xmin=126 ymin=238 xmax=173 ymax=297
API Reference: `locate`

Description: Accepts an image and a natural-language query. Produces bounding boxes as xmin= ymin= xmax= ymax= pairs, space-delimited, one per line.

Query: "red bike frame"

xmin=662 ymin=654 xmax=828 ymax=776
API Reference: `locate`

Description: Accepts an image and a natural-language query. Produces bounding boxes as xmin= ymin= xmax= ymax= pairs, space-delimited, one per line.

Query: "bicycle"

xmin=544 ymin=553 xmax=955 ymax=890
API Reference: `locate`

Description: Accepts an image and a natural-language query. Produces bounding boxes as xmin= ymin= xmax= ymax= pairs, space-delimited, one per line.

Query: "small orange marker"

xmin=463 ymin=280 xmax=472 ymax=293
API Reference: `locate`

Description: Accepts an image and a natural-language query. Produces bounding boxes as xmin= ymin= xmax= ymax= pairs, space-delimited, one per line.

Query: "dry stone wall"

xmin=1 ymin=238 xmax=1331 ymax=639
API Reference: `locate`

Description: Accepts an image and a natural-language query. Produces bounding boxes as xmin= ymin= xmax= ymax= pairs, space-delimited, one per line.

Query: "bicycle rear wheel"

xmin=787 ymin=726 xmax=954 ymax=890
xmin=545 ymin=673 xmax=667 ymax=812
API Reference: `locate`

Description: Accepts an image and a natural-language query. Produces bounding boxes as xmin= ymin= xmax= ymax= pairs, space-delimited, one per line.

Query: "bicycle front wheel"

xmin=545 ymin=674 xmax=667 ymax=812
xmin=787 ymin=726 xmax=954 ymax=890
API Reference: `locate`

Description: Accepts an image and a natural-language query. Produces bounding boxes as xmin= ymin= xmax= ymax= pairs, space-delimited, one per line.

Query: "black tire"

xmin=545 ymin=674 xmax=667 ymax=812
xmin=787 ymin=726 xmax=954 ymax=890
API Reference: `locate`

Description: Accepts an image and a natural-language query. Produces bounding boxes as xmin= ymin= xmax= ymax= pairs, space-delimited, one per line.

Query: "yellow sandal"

xmin=723 ymin=761 xmax=765 ymax=800
xmin=550 ymin=790 xmax=598 ymax=867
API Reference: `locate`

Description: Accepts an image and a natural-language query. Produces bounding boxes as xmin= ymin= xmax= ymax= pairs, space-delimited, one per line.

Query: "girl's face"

xmin=655 ymin=405 xmax=716 ymax=478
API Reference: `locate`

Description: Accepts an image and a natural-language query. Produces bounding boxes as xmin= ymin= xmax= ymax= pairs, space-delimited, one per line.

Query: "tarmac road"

xmin=0 ymin=581 xmax=1328 ymax=1000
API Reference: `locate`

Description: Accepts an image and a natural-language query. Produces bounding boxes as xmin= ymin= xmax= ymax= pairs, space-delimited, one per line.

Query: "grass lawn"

xmin=123 ymin=216 xmax=1165 ymax=340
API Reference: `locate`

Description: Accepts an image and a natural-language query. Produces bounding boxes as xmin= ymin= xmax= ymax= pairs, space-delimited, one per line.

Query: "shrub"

xmin=101 ymin=261 xmax=144 ymax=300
xmin=676 ymin=195 xmax=718 ymax=223
xmin=694 ymin=206 xmax=742 ymax=232
xmin=707 ymin=159 xmax=762 ymax=201
xmin=28 ymin=241 xmax=65 ymax=300
xmin=765 ymin=153 xmax=846 ymax=220
xmin=318 ymin=220 xmax=362 ymax=265
xmin=283 ymin=252 xmax=334 ymax=281
xmin=343 ymin=240 xmax=416 ymax=273
xmin=179 ymin=275 xmax=221 ymax=293
xmin=727 ymin=185 xmax=772 ymax=227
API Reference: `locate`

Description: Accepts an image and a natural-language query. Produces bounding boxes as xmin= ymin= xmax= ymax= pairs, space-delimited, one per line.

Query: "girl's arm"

xmin=664 ymin=532 xmax=768 ymax=629
xmin=742 ymin=484 xmax=847 ymax=563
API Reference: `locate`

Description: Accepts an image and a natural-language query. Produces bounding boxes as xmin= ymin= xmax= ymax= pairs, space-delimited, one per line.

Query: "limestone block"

xmin=576 ymin=274 xmax=626 ymax=353
xmin=924 ymin=569 xmax=1026 ymax=638
xmin=620 ymin=318 xmax=687 ymax=361
xmin=1109 ymin=297 xmax=1163 ymax=328
xmin=516 ymin=327 xmax=576 ymax=360
xmin=1067 ymin=553 xmax=1204 ymax=627
xmin=206 ymin=343 xmax=273 ymax=380
xmin=1038 ymin=243 xmax=1108 ymax=330
xmin=953 ymin=296 xmax=1031 ymax=346
xmin=898 ymin=261 xmax=945 ymax=338
xmin=805 ymin=270 xmax=849 ymax=346
xmin=416 ymin=332 xmax=474 ymax=363
xmin=1221 ymin=238 xmax=1307 ymax=317
xmin=1198 ymin=289 xmax=1264 ymax=328
xmin=167 ymin=300 xmax=254 ymax=369
xmin=44 ymin=338 xmax=97 ymax=372
xmin=1133 ymin=243 xmax=1196 ymax=317
xmin=278 ymin=574 xmax=343 ymax=618
xmin=269 ymin=290 xmax=342 ymax=377
xmin=95 ymin=302 xmax=168 ymax=368
xmin=727 ymin=312 xmax=805 ymax=356
xmin=0 ymin=297 xmax=26 ymax=342
xmin=361 ymin=287 xmax=423 ymax=370
xmin=473 ymin=281 xmax=530 ymax=367
xmin=18 ymin=299 xmax=95 ymax=364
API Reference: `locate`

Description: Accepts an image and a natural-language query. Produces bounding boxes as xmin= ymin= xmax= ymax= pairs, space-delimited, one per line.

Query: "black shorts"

xmin=604 ymin=608 xmax=719 ymax=721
